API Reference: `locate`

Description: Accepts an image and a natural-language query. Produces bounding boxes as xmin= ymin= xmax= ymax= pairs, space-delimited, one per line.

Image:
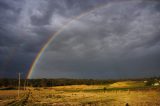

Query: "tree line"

xmin=0 ymin=78 xmax=115 ymax=87
xmin=0 ymin=77 xmax=159 ymax=88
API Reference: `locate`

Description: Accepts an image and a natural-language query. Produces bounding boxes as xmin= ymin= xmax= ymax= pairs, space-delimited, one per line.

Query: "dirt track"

xmin=5 ymin=90 xmax=38 ymax=106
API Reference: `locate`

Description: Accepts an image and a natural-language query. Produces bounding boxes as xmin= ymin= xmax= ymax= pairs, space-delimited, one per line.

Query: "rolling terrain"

xmin=0 ymin=80 xmax=160 ymax=106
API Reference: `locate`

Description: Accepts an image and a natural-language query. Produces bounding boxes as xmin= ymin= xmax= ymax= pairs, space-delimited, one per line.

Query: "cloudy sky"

xmin=0 ymin=0 xmax=160 ymax=79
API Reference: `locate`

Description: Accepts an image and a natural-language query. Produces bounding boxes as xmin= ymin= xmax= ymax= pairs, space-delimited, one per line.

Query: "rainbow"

xmin=26 ymin=3 xmax=110 ymax=79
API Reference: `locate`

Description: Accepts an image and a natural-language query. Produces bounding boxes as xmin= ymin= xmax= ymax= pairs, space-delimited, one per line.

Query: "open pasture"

xmin=0 ymin=81 xmax=160 ymax=106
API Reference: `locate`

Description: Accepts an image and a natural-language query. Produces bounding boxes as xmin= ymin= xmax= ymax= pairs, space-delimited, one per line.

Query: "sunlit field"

xmin=0 ymin=81 xmax=160 ymax=106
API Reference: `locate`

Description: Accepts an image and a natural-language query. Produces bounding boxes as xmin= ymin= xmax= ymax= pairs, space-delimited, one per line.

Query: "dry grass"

xmin=0 ymin=81 xmax=160 ymax=106
xmin=0 ymin=90 xmax=26 ymax=106
xmin=108 ymin=81 xmax=145 ymax=88
xmin=31 ymin=88 xmax=160 ymax=106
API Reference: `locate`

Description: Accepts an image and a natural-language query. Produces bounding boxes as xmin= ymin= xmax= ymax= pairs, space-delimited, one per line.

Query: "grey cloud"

xmin=32 ymin=0 xmax=160 ymax=79
xmin=0 ymin=0 xmax=160 ymax=78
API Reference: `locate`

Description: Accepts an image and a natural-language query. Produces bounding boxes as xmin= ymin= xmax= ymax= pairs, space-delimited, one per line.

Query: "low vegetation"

xmin=0 ymin=78 xmax=160 ymax=106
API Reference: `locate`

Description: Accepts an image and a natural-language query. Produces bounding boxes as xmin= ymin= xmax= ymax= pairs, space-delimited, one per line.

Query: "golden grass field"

xmin=0 ymin=81 xmax=160 ymax=106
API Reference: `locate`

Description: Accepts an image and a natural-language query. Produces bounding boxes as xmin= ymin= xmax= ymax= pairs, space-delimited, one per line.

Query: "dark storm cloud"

xmin=0 ymin=0 xmax=160 ymax=78
xmin=0 ymin=0 xmax=109 ymax=78
xmin=32 ymin=0 xmax=160 ymax=79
